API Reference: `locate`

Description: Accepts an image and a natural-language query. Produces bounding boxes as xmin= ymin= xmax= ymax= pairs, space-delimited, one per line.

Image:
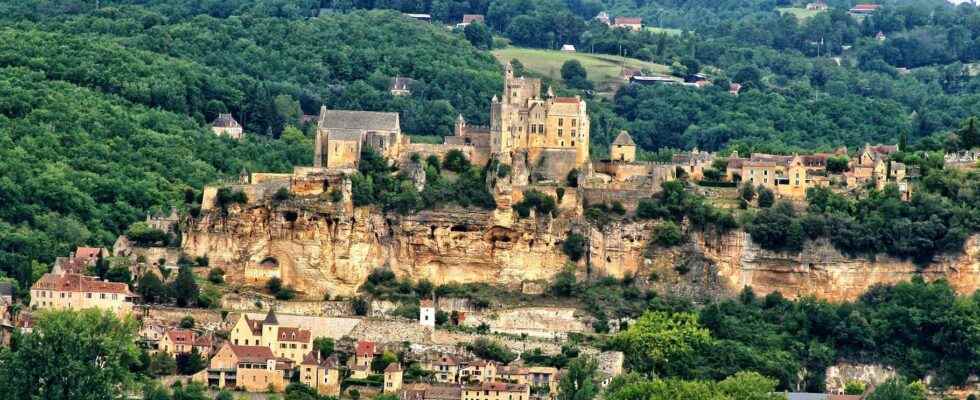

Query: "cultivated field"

xmin=491 ymin=47 xmax=671 ymax=93
xmin=777 ymin=6 xmax=825 ymax=20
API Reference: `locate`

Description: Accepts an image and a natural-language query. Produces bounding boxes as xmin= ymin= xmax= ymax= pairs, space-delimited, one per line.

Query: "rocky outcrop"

xmin=182 ymin=200 xmax=574 ymax=298
xmin=184 ymin=196 xmax=980 ymax=302
xmin=694 ymin=231 xmax=980 ymax=302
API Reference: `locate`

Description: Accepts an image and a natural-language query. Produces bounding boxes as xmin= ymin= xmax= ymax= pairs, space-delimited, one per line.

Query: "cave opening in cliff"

xmin=283 ymin=211 xmax=298 ymax=222
xmin=430 ymin=225 xmax=436 ymax=239
xmin=450 ymin=224 xmax=470 ymax=232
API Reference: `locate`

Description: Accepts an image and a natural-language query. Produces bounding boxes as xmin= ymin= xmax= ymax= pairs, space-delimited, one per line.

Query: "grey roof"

xmin=612 ymin=131 xmax=636 ymax=146
xmin=391 ymin=77 xmax=415 ymax=91
xmin=0 ymin=282 xmax=12 ymax=297
xmin=318 ymin=107 xmax=400 ymax=132
xmin=212 ymin=113 xmax=241 ymax=128
xmin=264 ymin=308 xmax=279 ymax=325
xmin=328 ymin=130 xmax=366 ymax=141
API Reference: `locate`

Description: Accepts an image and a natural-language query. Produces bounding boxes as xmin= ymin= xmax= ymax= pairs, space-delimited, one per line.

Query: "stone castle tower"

xmin=490 ymin=63 xmax=591 ymax=175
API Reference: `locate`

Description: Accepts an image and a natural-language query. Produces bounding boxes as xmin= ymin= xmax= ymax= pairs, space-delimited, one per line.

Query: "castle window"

xmin=572 ymin=119 xmax=577 ymax=127
xmin=572 ymin=141 xmax=575 ymax=146
xmin=558 ymin=118 xmax=564 ymax=127
xmin=560 ymin=141 xmax=565 ymax=146
xmin=558 ymin=129 xmax=563 ymax=137
xmin=572 ymin=130 xmax=576 ymax=137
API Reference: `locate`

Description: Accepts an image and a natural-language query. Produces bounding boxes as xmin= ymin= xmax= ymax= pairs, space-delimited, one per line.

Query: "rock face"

xmin=694 ymin=230 xmax=980 ymax=302
xmin=184 ymin=198 xmax=980 ymax=302
xmin=183 ymin=200 xmax=574 ymax=298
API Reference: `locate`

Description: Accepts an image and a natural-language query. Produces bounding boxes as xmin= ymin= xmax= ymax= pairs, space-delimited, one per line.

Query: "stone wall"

xmin=824 ymin=363 xmax=896 ymax=395
xmin=462 ymin=306 xmax=589 ymax=339
xmin=220 ymin=294 xmax=353 ymax=317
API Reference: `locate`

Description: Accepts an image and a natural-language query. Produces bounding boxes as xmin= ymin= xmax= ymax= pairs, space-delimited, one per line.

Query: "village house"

xmin=385 ymin=363 xmax=405 ymax=393
xmin=399 ymin=383 xmax=463 ymax=400
xmin=159 ymin=328 xmax=196 ymax=355
xmin=462 ymin=382 xmax=530 ymax=400
xmin=29 ymin=271 xmax=134 ymax=316
xmin=849 ymin=3 xmax=881 ymax=16
xmin=352 ymin=340 xmax=377 ymax=368
xmin=229 ymin=308 xmax=313 ymax=364
xmin=612 ymin=17 xmax=642 ymax=31
xmin=460 ymin=359 xmax=497 ymax=383
xmin=52 ymin=246 xmax=109 ymax=275
xmin=211 ymin=113 xmax=244 ymax=140
xmin=300 ymin=351 xmax=342 ymax=396
xmin=672 ymin=148 xmax=715 ymax=181
xmin=498 ymin=364 xmax=559 ymax=395
xmin=610 ymin=130 xmax=636 ymax=163
xmin=585 ymin=130 xmax=676 ymax=191
xmin=433 ymin=355 xmax=462 ymax=383
xmin=456 ymin=14 xmax=484 ymax=28
xmin=0 ymin=282 xmax=13 ymax=347
xmin=726 ymin=153 xmax=813 ymax=199
xmin=194 ymin=343 xmax=293 ymax=392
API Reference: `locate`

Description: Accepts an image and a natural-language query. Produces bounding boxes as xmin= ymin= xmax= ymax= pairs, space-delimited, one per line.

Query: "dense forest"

xmin=0 ymin=1 xmax=506 ymax=288
xmin=605 ymin=278 xmax=980 ymax=392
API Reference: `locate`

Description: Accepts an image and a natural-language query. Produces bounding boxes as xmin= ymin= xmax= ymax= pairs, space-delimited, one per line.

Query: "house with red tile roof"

xmin=849 ymin=3 xmax=881 ymax=15
xmin=301 ymin=351 xmax=342 ymax=396
xmin=193 ymin=343 xmax=293 ymax=392
xmin=228 ymin=308 xmax=313 ymax=364
xmin=613 ymin=17 xmax=642 ymax=31
xmin=160 ymin=328 xmax=196 ymax=355
xmin=30 ymin=272 xmax=134 ymax=315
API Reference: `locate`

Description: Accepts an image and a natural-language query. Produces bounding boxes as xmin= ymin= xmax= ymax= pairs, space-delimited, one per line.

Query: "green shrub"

xmin=654 ymin=221 xmax=684 ymax=246
xmin=562 ymin=233 xmax=587 ymax=262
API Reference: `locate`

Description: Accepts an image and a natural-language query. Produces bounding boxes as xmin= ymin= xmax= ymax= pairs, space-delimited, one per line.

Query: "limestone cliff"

xmin=182 ymin=199 xmax=574 ymax=297
xmin=183 ymin=198 xmax=980 ymax=302
xmin=693 ymin=230 xmax=980 ymax=302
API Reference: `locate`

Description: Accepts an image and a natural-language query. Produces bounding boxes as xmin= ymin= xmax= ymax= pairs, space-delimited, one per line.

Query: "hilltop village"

xmin=9 ymin=64 xmax=977 ymax=400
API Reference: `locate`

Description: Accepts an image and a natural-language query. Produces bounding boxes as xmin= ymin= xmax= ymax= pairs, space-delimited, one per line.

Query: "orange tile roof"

xmin=553 ymin=97 xmax=581 ymax=104
xmin=165 ymin=329 xmax=196 ymax=346
xmin=464 ymin=382 xmax=527 ymax=392
xmin=356 ymin=340 xmax=376 ymax=357
xmin=277 ymin=326 xmax=311 ymax=343
xmin=32 ymin=273 xmax=131 ymax=295
xmin=614 ymin=17 xmax=642 ymax=25
xmin=229 ymin=344 xmax=276 ymax=363
xmin=74 ymin=247 xmax=104 ymax=260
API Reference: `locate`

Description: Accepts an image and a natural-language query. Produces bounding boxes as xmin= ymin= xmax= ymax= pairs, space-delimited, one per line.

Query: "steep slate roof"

xmin=229 ymin=344 xmax=276 ymax=363
xmin=302 ymin=351 xmax=340 ymax=368
xmin=212 ymin=113 xmax=241 ymax=128
xmin=32 ymin=273 xmax=131 ymax=295
xmin=612 ymin=131 xmax=636 ymax=146
xmin=263 ymin=308 xmax=279 ymax=325
xmin=553 ymin=96 xmax=581 ymax=104
xmin=317 ymin=107 xmax=399 ymax=132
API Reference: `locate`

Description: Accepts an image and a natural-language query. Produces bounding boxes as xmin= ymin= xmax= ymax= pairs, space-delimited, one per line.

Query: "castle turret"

xmin=455 ymin=114 xmax=466 ymax=136
xmin=261 ymin=306 xmax=279 ymax=347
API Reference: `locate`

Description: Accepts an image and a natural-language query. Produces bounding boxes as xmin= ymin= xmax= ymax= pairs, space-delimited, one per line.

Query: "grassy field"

xmin=645 ymin=26 xmax=683 ymax=36
xmin=491 ymin=47 xmax=671 ymax=93
xmin=777 ymin=7 xmax=825 ymax=20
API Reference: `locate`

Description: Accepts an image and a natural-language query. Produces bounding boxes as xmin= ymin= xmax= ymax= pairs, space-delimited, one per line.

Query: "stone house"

xmin=313 ymin=107 xmax=402 ymax=169
xmin=806 ymin=2 xmax=828 ymax=11
xmin=160 ymin=328 xmax=196 ymax=355
xmin=398 ymin=383 xmax=462 ymax=400
xmin=460 ymin=360 xmax=497 ymax=383
xmin=462 ymin=382 xmax=530 ymax=400
xmin=420 ymin=299 xmax=436 ymax=328
xmin=385 ymin=363 xmax=404 ymax=393
xmin=146 ymin=207 xmax=180 ymax=234
xmin=498 ymin=365 xmax=559 ymax=395
xmin=726 ymin=153 xmax=813 ymax=199
xmin=433 ymin=355 xmax=462 ymax=383
xmin=194 ymin=343 xmax=293 ymax=392
xmin=30 ymin=272 xmax=134 ymax=316
xmin=351 ymin=340 xmax=377 ymax=369
xmin=457 ymin=14 xmax=484 ymax=27
xmin=300 ymin=351 xmax=342 ymax=396
xmin=229 ymin=308 xmax=313 ymax=364
xmin=211 ymin=113 xmax=244 ymax=140
xmin=612 ymin=17 xmax=642 ymax=31
xmin=672 ymin=148 xmax=714 ymax=181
